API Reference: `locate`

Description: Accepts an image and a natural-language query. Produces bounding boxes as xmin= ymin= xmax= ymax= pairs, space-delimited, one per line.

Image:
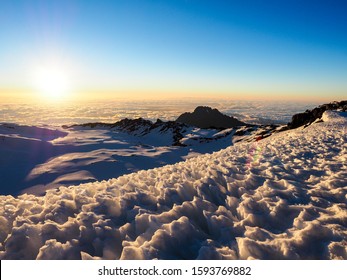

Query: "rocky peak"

xmin=176 ymin=106 xmax=247 ymax=129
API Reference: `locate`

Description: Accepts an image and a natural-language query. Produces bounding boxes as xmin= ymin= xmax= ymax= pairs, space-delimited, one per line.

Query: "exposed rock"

xmin=287 ymin=100 xmax=347 ymax=129
xmin=64 ymin=118 xmax=188 ymax=146
xmin=113 ymin=118 xmax=153 ymax=133
xmin=176 ymin=106 xmax=247 ymax=129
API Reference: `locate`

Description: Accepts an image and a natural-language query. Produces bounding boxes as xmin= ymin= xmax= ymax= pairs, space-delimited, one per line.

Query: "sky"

xmin=0 ymin=0 xmax=346 ymax=102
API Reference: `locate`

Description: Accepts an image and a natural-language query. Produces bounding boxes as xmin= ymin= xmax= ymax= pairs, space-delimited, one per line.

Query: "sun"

xmin=33 ymin=64 xmax=71 ymax=101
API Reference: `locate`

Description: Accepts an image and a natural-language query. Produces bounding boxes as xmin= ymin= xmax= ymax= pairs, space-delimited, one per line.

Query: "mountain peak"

xmin=194 ymin=106 xmax=216 ymax=113
xmin=176 ymin=106 xmax=247 ymax=129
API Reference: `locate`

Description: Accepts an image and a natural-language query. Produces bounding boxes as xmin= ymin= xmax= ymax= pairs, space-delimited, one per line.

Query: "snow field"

xmin=0 ymin=111 xmax=346 ymax=259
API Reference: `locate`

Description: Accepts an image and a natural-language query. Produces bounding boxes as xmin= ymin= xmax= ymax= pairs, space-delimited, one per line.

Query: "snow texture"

xmin=0 ymin=111 xmax=346 ymax=260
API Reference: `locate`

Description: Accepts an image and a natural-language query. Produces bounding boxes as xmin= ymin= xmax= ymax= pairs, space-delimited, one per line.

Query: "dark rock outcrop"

xmin=176 ymin=106 xmax=247 ymax=129
xmin=113 ymin=118 xmax=152 ymax=132
xmin=287 ymin=100 xmax=347 ymax=129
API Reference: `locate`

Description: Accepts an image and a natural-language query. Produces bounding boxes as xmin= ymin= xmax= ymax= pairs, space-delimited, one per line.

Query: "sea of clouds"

xmin=0 ymin=99 xmax=319 ymax=126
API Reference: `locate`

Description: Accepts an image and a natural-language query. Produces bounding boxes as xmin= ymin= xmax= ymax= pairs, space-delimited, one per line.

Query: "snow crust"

xmin=322 ymin=110 xmax=347 ymax=124
xmin=0 ymin=111 xmax=346 ymax=259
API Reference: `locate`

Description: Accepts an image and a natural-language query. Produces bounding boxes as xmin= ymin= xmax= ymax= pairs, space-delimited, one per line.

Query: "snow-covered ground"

xmin=1 ymin=116 xmax=274 ymax=196
xmin=0 ymin=111 xmax=346 ymax=259
xmin=0 ymin=121 xmax=244 ymax=195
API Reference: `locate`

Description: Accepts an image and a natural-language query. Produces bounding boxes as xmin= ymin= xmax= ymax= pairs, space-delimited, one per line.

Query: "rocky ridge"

xmin=287 ymin=100 xmax=347 ymax=129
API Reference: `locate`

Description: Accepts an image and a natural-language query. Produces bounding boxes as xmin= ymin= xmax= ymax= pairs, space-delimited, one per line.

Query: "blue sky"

xmin=0 ymin=0 xmax=346 ymax=101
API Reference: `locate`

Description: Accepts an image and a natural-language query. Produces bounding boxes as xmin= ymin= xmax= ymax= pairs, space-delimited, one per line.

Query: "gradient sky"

xmin=0 ymin=0 xmax=346 ymax=102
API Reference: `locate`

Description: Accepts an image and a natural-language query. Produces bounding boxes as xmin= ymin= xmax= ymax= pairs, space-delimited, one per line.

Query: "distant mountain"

xmin=66 ymin=107 xmax=279 ymax=146
xmin=67 ymin=100 xmax=347 ymax=150
xmin=287 ymin=100 xmax=347 ymax=129
xmin=176 ymin=106 xmax=247 ymax=129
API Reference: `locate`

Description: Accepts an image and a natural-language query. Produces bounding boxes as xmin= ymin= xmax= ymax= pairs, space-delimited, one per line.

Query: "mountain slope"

xmin=0 ymin=110 xmax=346 ymax=260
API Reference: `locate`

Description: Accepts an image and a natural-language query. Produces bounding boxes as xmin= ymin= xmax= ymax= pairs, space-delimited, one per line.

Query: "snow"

xmin=0 ymin=122 xmax=238 ymax=195
xmin=0 ymin=111 xmax=346 ymax=259
xmin=2 ymin=118 xmax=270 ymax=196
xmin=322 ymin=110 xmax=347 ymax=123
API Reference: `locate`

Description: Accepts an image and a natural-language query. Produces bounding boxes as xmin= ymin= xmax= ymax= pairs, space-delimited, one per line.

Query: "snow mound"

xmin=322 ymin=110 xmax=347 ymax=124
xmin=0 ymin=111 xmax=346 ymax=260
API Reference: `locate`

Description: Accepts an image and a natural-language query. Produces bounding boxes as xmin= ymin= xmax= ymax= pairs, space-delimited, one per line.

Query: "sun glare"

xmin=33 ymin=64 xmax=71 ymax=101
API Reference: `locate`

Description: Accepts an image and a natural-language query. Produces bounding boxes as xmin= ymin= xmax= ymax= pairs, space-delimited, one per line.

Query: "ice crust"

xmin=0 ymin=111 xmax=346 ymax=259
